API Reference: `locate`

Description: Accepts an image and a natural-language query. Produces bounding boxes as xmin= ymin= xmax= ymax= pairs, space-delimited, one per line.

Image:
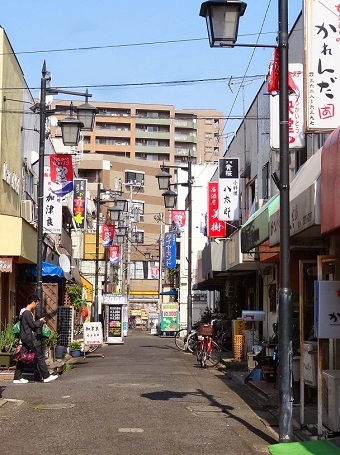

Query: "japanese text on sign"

xmin=207 ymin=182 xmax=226 ymax=238
xmin=83 ymin=322 xmax=103 ymax=346
xmin=218 ymin=158 xmax=240 ymax=222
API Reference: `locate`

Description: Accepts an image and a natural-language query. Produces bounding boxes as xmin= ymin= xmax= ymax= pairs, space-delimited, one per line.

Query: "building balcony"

xmin=174 ymin=119 xmax=196 ymax=129
xmin=174 ymin=133 xmax=197 ymax=143
xmin=135 ymin=131 xmax=171 ymax=140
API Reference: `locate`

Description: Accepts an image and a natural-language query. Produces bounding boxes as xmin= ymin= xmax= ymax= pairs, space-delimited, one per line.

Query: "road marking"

xmin=118 ymin=428 xmax=144 ymax=433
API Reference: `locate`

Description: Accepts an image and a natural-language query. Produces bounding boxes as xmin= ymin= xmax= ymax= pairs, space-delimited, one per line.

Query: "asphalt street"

xmin=0 ymin=330 xmax=277 ymax=455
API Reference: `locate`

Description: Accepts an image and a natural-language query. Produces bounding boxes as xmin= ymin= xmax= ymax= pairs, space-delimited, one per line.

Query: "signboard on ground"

xmin=83 ymin=322 xmax=103 ymax=346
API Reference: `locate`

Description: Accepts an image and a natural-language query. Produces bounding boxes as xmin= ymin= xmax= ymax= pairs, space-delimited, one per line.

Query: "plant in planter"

xmin=42 ymin=330 xmax=58 ymax=361
xmin=0 ymin=323 xmax=18 ymax=368
xmin=69 ymin=340 xmax=82 ymax=358
xmin=66 ymin=285 xmax=83 ymax=313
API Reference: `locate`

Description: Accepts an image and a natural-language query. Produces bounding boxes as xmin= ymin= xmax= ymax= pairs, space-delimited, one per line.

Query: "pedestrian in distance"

xmin=13 ymin=294 xmax=58 ymax=384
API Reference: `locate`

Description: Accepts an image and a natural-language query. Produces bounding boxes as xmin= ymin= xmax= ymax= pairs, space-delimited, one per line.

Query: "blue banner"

xmin=163 ymin=232 xmax=176 ymax=268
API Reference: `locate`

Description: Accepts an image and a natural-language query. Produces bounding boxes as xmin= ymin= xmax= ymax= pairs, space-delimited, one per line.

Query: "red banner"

xmin=109 ymin=245 xmax=120 ymax=265
xmin=102 ymin=225 xmax=115 ymax=248
xmin=171 ymin=210 xmax=186 ymax=232
xmin=207 ymin=182 xmax=226 ymax=238
xmin=49 ymin=154 xmax=73 ymax=196
xmin=267 ymin=48 xmax=299 ymax=96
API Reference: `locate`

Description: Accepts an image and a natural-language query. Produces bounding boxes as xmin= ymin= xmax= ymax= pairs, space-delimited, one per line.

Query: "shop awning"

xmin=269 ymin=147 xmax=322 ymax=246
xmin=160 ymin=289 xmax=177 ymax=296
xmin=31 ymin=262 xmax=64 ymax=280
xmin=241 ymin=194 xmax=280 ymax=253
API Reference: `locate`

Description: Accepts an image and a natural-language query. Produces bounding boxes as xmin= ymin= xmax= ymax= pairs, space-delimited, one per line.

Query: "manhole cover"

xmin=34 ymin=403 xmax=76 ymax=410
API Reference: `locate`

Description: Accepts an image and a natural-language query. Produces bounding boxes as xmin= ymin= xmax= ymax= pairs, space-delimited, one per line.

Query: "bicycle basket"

xmin=199 ymin=323 xmax=213 ymax=336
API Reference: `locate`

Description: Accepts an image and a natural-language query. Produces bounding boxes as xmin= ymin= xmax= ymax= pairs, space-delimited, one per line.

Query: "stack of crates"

xmin=233 ymin=334 xmax=245 ymax=361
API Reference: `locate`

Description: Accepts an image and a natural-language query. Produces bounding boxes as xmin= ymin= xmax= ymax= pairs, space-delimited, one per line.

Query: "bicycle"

xmin=196 ymin=323 xmax=221 ymax=368
xmin=128 ymin=316 xmax=137 ymax=329
xmin=174 ymin=328 xmax=199 ymax=353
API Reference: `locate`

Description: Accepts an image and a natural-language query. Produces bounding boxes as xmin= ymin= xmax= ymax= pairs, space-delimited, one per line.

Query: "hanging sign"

xmin=150 ymin=266 xmax=159 ymax=279
xmin=49 ymin=154 xmax=73 ymax=196
xmin=43 ymin=166 xmax=62 ymax=234
xmin=163 ymin=232 xmax=176 ymax=268
xmin=102 ymin=224 xmax=115 ymax=248
xmin=109 ymin=245 xmax=121 ymax=264
xmin=171 ymin=210 xmax=186 ymax=233
xmin=305 ymin=0 xmax=340 ymax=131
xmin=315 ymin=281 xmax=340 ymax=338
xmin=73 ymin=179 xmax=87 ymax=229
xmin=207 ymin=182 xmax=226 ymax=238
xmin=218 ymin=158 xmax=240 ymax=221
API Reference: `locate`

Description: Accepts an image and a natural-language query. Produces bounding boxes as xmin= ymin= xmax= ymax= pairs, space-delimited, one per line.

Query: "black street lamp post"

xmin=200 ymin=0 xmax=292 ymax=441
xmin=36 ymin=61 xmax=96 ymax=318
xmin=156 ymin=156 xmax=193 ymax=332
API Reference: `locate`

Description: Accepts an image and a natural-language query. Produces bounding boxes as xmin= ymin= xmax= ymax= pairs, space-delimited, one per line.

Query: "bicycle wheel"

xmin=187 ymin=330 xmax=199 ymax=353
xmin=206 ymin=341 xmax=222 ymax=367
xmin=174 ymin=329 xmax=189 ymax=351
xmin=200 ymin=343 xmax=207 ymax=368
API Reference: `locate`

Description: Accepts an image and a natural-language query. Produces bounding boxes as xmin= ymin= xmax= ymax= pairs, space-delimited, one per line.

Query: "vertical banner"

xmin=163 ymin=232 xmax=176 ymax=268
xmin=49 ymin=154 xmax=73 ymax=196
xmin=315 ymin=281 xmax=340 ymax=338
xmin=218 ymin=158 xmax=240 ymax=221
xmin=109 ymin=245 xmax=121 ymax=265
xmin=270 ymin=63 xmax=305 ymax=149
xmin=43 ymin=166 xmax=62 ymax=234
xmin=305 ymin=0 xmax=340 ymax=130
xmin=73 ymin=178 xmax=87 ymax=229
xmin=171 ymin=210 xmax=186 ymax=233
xmin=150 ymin=266 xmax=159 ymax=279
xmin=207 ymin=182 xmax=226 ymax=238
xmin=102 ymin=224 xmax=115 ymax=248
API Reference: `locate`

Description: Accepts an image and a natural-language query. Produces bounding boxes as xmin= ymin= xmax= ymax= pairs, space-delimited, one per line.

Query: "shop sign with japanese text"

xmin=270 ymin=63 xmax=305 ymax=149
xmin=73 ymin=179 xmax=87 ymax=229
xmin=305 ymin=0 xmax=340 ymax=130
xmin=218 ymin=158 xmax=240 ymax=221
xmin=207 ymin=182 xmax=226 ymax=238
xmin=43 ymin=166 xmax=62 ymax=234
xmin=163 ymin=232 xmax=176 ymax=268
xmin=315 ymin=281 xmax=340 ymax=338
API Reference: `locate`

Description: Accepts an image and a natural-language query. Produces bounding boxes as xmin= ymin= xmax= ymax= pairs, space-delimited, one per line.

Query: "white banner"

xmin=218 ymin=158 xmax=240 ymax=221
xmin=305 ymin=0 xmax=340 ymax=131
xmin=43 ymin=166 xmax=62 ymax=234
xmin=270 ymin=63 xmax=305 ymax=149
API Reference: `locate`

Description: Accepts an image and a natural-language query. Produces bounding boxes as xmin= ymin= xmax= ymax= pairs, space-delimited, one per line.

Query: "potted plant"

xmin=66 ymin=285 xmax=83 ymax=313
xmin=69 ymin=340 xmax=82 ymax=358
xmin=0 ymin=323 xmax=18 ymax=368
xmin=42 ymin=330 xmax=58 ymax=361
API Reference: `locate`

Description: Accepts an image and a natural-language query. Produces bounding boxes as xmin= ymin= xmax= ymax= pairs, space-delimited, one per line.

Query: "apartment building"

xmin=51 ymin=101 xmax=224 ymax=165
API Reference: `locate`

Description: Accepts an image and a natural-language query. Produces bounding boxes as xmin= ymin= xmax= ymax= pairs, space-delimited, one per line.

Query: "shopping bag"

xmin=42 ymin=324 xmax=51 ymax=338
xmin=12 ymin=321 xmax=20 ymax=335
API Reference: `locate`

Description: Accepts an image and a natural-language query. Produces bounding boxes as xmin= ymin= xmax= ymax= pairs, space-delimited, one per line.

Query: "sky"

xmin=0 ymin=1 xmax=303 ymax=145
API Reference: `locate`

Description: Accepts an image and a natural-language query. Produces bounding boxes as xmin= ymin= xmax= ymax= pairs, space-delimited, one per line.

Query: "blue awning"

xmin=31 ymin=262 xmax=64 ymax=278
xmin=160 ymin=289 xmax=177 ymax=296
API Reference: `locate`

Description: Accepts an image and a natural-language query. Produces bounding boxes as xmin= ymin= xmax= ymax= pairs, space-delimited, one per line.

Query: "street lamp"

xmin=200 ymin=0 xmax=292 ymax=442
xmin=155 ymin=156 xmax=193 ymax=332
xmin=36 ymin=61 xmax=96 ymax=317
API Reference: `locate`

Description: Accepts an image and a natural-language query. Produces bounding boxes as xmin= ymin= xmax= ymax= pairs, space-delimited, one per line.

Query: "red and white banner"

xmin=267 ymin=48 xmax=300 ymax=96
xmin=49 ymin=154 xmax=73 ymax=196
xmin=109 ymin=245 xmax=121 ymax=265
xmin=102 ymin=225 xmax=115 ymax=248
xmin=171 ymin=210 xmax=186 ymax=232
xmin=207 ymin=182 xmax=226 ymax=238
xmin=150 ymin=266 xmax=159 ymax=280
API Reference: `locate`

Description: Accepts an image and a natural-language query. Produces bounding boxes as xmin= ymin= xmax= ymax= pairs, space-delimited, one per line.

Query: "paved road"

xmin=0 ymin=330 xmax=277 ymax=455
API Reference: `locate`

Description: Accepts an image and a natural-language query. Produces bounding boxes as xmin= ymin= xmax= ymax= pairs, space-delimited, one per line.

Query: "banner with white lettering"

xmin=49 ymin=154 xmax=73 ymax=196
xmin=43 ymin=166 xmax=62 ymax=234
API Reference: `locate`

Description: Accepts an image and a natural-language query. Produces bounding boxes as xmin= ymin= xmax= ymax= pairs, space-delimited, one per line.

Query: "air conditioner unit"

xmin=21 ymin=200 xmax=34 ymax=223
xmin=322 ymin=370 xmax=340 ymax=432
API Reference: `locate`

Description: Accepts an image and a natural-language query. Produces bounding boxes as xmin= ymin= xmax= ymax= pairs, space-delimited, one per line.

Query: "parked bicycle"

xmin=174 ymin=328 xmax=199 ymax=353
xmin=128 ymin=315 xmax=137 ymax=329
xmin=196 ymin=323 xmax=221 ymax=368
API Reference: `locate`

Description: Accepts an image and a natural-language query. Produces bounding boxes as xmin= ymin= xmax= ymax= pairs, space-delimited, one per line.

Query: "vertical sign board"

xmin=73 ymin=178 xmax=87 ymax=229
xmin=207 ymin=182 xmax=226 ymax=238
xmin=270 ymin=63 xmax=305 ymax=149
xmin=305 ymin=0 xmax=340 ymax=131
xmin=43 ymin=166 xmax=62 ymax=234
xmin=315 ymin=281 xmax=340 ymax=338
xmin=160 ymin=303 xmax=179 ymax=333
xmin=103 ymin=294 xmax=127 ymax=344
xmin=163 ymin=232 xmax=176 ymax=268
xmin=83 ymin=322 xmax=103 ymax=347
xmin=218 ymin=158 xmax=240 ymax=221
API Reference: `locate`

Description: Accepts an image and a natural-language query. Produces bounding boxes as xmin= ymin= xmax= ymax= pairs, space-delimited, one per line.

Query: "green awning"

xmin=241 ymin=194 xmax=279 ymax=253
